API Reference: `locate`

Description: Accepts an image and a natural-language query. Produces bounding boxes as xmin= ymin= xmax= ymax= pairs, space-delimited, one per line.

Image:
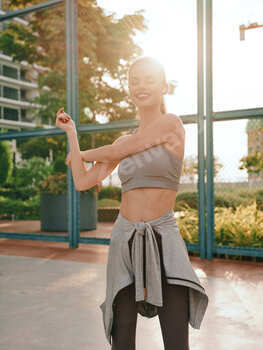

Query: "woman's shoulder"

xmin=165 ymin=113 xmax=182 ymax=123
xmin=113 ymin=128 xmax=138 ymax=144
xmin=166 ymin=113 xmax=184 ymax=128
xmin=164 ymin=114 xmax=185 ymax=138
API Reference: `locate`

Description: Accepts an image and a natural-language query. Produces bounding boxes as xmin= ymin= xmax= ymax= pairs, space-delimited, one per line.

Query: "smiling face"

xmin=128 ymin=58 xmax=168 ymax=111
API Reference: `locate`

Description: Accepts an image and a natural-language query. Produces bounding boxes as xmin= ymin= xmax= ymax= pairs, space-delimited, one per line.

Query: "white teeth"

xmin=136 ymin=94 xmax=149 ymax=98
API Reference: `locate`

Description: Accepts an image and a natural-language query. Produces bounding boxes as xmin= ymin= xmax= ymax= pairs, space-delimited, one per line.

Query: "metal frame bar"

xmin=197 ymin=0 xmax=206 ymax=259
xmin=0 ymin=0 xmax=263 ymax=259
xmin=2 ymin=107 xmax=263 ymax=142
xmin=65 ymin=0 xmax=79 ymax=248
xmin=205 ymin=0 xmax=214 ymax=260
xmin=203 ymin=0 xmax=263 ymax=259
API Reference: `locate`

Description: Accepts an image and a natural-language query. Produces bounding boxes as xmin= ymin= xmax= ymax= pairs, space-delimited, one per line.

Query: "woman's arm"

xmin=66 ymin=129 xmax=88 ymax=190
xmin=81 ymin=114 xmax=184 ymax=163
xmin=74 ymin=135 xmax=130 ymax=191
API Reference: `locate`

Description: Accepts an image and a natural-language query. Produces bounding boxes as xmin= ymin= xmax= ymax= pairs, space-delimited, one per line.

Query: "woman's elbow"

xmin=75 ymin=180 xmax=88 ymax=192
xmin=73 ymin=177 xmax=86 ymax=191
xmin=75 ymin=184 xmax=90 ymax=192
xmin=75 ymin=185 xmax=83 ymax=191
xmin=75 ymin=178 xmax=96 ymax=192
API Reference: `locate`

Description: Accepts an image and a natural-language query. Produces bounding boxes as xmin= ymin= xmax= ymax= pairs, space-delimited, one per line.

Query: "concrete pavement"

xmin=0 ymin=224 xmax=262 ymax=350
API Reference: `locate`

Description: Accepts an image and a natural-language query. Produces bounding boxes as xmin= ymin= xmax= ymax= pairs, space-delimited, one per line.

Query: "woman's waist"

xmin=119 ymin=189 xmax=177 ymax=223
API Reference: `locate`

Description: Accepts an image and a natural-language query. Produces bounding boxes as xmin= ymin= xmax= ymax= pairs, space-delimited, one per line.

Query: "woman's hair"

xmin=128 ymin=56 xmax=167 ymax=115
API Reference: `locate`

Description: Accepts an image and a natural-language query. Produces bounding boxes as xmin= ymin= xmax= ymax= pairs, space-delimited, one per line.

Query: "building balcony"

xmin=0 ymin=74 xmax=38 ymax=89
xmin=0 ymin=96 xmax=41 ymax=109
xmin=0 ymin=117 xmax=54 ymax=130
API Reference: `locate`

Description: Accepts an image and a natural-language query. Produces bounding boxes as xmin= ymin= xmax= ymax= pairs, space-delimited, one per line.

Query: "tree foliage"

xmin=0 ymin=141 xmax=13 ymax=185
xmin=239 ymin=151 xmax=263 ymax=175
xmin=14 ymin=156 xmax=52 ymax=188
xmin=1 ymin=0 xmax=147 ymax=160
xmin=182 ymin=155 xmax=223 ymax=183
xmin=2 ymin=0 xmax=147 ymax=123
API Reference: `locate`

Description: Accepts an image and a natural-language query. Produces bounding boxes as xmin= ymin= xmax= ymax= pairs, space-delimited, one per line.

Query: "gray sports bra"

xmin=118 ymin=128 xmax=183 ymax=193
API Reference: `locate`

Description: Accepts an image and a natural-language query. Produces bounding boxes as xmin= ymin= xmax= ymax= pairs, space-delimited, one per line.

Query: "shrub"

xmin=214 ymin=201 xmax=263 ymax=248
xmin=52 ymin=155 xmax=67 ymax=174
xmin=98 ymin=198 xmax=120 ymax=208
xmin=37 ymin=173 xmax=97 ymax=195
xmin=13 ymin=156 xmax=52 ymax=189
xmin=0 ymin=196 xmax=39 ymax=219
xmin=175 ymin=189 xmax=255 ymax=210
xmin=98 ymin=186 xmax=122 ymax=201
xmin=0 ymin=141 xmax=12 ymax=185
xmin=175 ymin=191 xmax=198 ymax=209
xmin=176 ymin=206 xmax=199 ymax=244
xmin=256 ymin=188 xmax=263 ymax=211
xmin=0 ymin=183 xmax=38 ymax=201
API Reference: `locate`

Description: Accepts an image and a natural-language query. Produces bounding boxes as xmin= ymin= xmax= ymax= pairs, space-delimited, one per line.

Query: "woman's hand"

xmin=56 ymin=107 xmax=76 ymax=134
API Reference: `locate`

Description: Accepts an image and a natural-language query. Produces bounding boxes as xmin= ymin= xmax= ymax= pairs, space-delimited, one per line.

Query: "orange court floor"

xmin=0 ymin=219 xmax=262 ymax=350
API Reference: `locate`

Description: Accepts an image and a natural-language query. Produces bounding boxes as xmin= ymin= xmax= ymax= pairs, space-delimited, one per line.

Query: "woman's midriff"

xmin=119 ymin=187 xmax=177 ymax=223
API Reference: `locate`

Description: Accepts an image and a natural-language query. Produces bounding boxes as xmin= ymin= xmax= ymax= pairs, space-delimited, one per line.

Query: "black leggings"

xmin=111 ymin=229 xmax=190 ymax=350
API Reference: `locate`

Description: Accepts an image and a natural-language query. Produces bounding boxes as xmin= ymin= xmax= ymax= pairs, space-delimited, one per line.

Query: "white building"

xmin=0 ymin=9 xmax=53 ymax=132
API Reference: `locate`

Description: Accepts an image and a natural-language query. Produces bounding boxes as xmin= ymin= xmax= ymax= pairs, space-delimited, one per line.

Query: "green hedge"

xmin=98 ymin=198 xmax=120 ymax=208
xmin=0 ymin=195 xmax=40 ymax=220
xmin=98 ymin=186 xmax=122 ymax=202
xmin=256 ymin=188 xmax=263 ymax=211
xmin=0 ymin=141 xmax=12 ymax=185
xmin=2 ymin=186 xmax=263 ymax=224
xmin=0 ymin=183 xmax=38 ymax=201
xmin=175 ymin=189 xmax=259 ymax=211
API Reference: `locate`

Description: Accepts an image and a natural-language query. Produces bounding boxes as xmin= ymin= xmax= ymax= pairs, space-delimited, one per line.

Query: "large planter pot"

xmin=40 ymin=192 xmax=97 ymax=232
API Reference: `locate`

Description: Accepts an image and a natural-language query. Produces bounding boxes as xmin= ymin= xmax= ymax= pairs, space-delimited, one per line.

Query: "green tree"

xmin=14 ymin=156 xmax=52 ymax=188
xmin=2 ymin=0 xmax=147 ymax=160
xmin=183 ymin=155 xmax=223 ymax=183
xmin=239 ymin=151 xmax=263 ymax=176
xmin=0 ymin=141 xmax=13 ymax=185
xmin=17 ymin=132 xmax=67 ymax=160
xmin=2 ymin=0 xmax=147 ymax=124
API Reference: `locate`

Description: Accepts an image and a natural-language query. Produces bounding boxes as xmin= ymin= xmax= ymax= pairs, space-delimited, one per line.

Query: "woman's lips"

xmin=135 ymin=93 xmax=151 ymax=100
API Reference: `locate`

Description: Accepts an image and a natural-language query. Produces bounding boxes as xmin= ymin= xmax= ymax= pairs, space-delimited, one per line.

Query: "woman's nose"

xmin=137 ymin=81 xmax=150 ymax=90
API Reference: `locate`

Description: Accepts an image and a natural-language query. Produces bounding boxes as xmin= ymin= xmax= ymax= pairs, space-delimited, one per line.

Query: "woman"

xmin=56 ymin=56 xmax=209 ymax=350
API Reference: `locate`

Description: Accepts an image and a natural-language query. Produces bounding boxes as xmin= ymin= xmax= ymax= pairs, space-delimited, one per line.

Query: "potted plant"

xmin=37 ymin=172 xmax=98 ymax=232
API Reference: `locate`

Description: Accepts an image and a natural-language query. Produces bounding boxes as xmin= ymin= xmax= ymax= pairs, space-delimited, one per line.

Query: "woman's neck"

xmin=136 ymin=106 xmax=165 ymax=133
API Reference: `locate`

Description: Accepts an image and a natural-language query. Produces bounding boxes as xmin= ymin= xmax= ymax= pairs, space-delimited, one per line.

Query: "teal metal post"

xmin=197 ymin=0 xmax=207 ymax=259
xmin=205 ymin=0 xmax=215 ymax=259
xmin=65 ymin=0 xmax=80 ymax=248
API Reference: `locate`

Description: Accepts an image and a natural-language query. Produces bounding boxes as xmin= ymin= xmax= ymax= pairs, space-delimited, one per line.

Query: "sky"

xmin=96 ymin=0 xmax=263 ymax=185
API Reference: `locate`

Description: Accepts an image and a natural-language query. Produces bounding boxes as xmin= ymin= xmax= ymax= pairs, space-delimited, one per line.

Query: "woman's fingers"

xmin=59 ymin=113 xmax=70 ymax=123
xmin=57 ymin=107 xmax=70 ymax=123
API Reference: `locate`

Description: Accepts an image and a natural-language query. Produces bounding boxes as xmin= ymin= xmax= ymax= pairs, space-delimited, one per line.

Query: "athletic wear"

xmin=118 ymin=128 xmax=183 ymax=193
xmin=99 ymin=207 xmax=209 ymax=346
xmin=111 ymin=227 xmax=190 ymax=350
